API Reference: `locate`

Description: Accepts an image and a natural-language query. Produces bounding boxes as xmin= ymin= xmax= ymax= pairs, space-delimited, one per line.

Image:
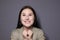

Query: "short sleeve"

xmin=37 ymin=29 xmax=45 ymax=40
xmin=10 ymin=30 xmax=19 ymax=40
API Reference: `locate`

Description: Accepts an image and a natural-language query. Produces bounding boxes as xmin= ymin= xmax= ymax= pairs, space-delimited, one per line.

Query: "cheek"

xmin=29 ymin=17 xmax=34 ymax=23
xmin=21 ymin=16 xmax=25 ymax=21
xmin=20 ymin=16 xmax=25 ymax=24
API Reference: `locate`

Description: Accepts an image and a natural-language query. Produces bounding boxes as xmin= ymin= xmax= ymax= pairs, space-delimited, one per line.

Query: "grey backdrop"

xmin=0 ymin=0 xmax=60 ymax=40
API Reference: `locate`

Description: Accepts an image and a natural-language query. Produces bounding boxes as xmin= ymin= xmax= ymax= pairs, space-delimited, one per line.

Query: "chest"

xmin=18 ymin=31 xmax=38 ymax=40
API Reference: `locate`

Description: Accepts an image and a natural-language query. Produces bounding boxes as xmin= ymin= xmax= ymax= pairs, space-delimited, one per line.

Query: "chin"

xmin=25 ymin=25 xmax=31 ymax=27
xmin=22 ymin=22 xmax=33 ymax=28
xmin=24 ymin=24 xmax=32 ymax=28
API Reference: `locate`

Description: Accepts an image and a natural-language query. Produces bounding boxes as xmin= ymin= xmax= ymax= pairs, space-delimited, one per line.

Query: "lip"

xmin=24 ymin=21 xmax=31 ymax=23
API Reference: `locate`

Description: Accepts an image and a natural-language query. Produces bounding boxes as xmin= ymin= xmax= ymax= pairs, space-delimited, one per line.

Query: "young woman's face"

xmin=21 ymin=8 xmax=34 ymax=28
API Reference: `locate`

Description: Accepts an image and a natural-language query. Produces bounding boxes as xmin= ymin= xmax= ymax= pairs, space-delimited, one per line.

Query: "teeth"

xmin=24 ymin=21 xmax=30 ymax=23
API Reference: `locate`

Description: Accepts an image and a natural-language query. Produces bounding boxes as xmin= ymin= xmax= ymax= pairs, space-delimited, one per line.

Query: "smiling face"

xmin=20 ymin=8 xmax=34 ymax=28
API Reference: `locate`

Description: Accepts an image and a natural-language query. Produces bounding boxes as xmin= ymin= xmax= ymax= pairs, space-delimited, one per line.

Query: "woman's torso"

xmin=11 ymin=27 xmax=45 ymax=40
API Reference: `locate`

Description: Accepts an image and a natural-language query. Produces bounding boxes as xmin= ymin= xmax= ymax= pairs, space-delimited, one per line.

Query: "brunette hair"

xmin=16 ymin=5 xmax=41 ymax=29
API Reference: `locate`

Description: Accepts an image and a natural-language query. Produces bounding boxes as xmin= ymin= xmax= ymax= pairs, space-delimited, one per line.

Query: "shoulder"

xmin=11 ymin=28 xmax=21 ymax=35
xmin=33 ymin=27 xmax=43 ymax=32
xmin=33 ymin=27 xmax=44 ymax=35
xmin=33 ymin=27 xmax=45 ymax=39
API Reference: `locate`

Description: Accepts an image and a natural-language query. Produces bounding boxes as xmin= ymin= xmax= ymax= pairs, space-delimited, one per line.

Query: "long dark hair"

xmin=16 ymin=5 xmax=41 ymax=29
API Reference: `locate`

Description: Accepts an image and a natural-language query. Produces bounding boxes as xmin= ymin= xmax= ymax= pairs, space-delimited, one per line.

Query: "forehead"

xmin=21 ymin=8 xmax=33 ymax=14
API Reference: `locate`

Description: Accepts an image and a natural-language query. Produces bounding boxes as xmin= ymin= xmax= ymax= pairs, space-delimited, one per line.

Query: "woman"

xmin=11 ymin=6 xmax=45 ymax=40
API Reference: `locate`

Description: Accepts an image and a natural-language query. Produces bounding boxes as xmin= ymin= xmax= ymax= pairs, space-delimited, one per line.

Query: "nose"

xmin=26 ymin=16 xmax=29 ymax=20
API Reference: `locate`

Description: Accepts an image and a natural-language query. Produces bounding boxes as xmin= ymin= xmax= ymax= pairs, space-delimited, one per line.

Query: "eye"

xmin=22 ymin=13 xmax=25 ymax=16
xmin=29 ymin=14 xmax=32 ymax=16
xmin=23 ymin=14 xmax=25 ymax=16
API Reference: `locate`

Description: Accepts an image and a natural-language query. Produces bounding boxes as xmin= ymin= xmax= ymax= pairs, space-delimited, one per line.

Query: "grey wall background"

xmin=0 ymin=0 xmax=60 ymax=40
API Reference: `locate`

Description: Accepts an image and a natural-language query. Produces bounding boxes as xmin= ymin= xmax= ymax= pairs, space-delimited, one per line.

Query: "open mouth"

xmin=24 ymin=21 xmax=31 ymax=24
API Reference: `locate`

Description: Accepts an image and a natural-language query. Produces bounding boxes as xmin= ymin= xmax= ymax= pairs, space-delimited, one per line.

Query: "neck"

xmin=23 ymin=26 xmax=32 ymax=31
